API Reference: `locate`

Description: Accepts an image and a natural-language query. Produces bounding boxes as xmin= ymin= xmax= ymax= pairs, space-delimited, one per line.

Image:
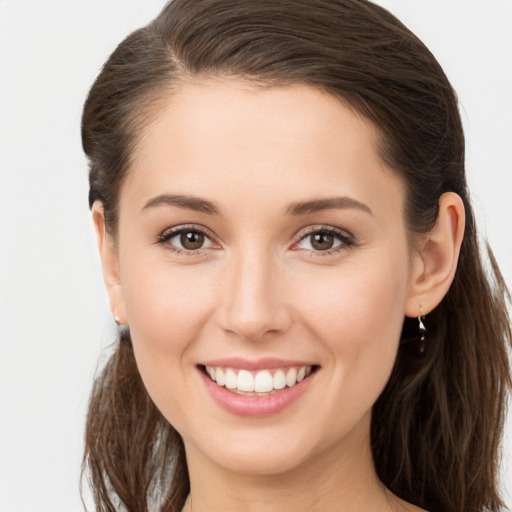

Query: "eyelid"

xmin=292 ymin=225 xmax=356 ymax=254
xmin=294 ymin=224 xmax=355 ymax=241
xmin=156 ymin=223 xmax=219 ymax=254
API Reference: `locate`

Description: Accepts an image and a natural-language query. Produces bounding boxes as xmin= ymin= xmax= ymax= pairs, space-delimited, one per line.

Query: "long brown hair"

xmin=81 ymin=1 xmax=511 ymax=511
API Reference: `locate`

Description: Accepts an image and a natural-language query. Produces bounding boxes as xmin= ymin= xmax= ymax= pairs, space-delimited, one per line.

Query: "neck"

xmin=183 ymin=417 xmax=398 ymax=512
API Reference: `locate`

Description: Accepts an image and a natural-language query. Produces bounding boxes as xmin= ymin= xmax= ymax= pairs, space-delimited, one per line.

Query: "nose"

xmin=216 ymin=247 xmax=292 ymax=341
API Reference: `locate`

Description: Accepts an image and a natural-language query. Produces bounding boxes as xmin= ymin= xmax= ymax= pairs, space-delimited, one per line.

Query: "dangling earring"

xmin=418 ymin=309 xmax=426 ymax=354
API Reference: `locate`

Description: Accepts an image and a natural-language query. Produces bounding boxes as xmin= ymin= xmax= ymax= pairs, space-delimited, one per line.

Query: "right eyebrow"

xmin=285 ymin=196 xmax=373 ymax=216
xmin=141 ymin=194 xmax=220 ymax=215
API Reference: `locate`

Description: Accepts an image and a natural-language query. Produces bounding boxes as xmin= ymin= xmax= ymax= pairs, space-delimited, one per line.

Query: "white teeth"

xmin=273 ymin=369 xmax=286 ymax=390
xmin=237 ymin=370 xmax=254 ymax=392
xmin=254 ymin=370 xmax=273 ymax=393
xmin=285 ymin=367 xmax=297 ymax=387
xmin=225 ymin=368 xmax=237 ymax=389
xmin=215 ymin=368 xmax=225 ymax=386
xmin=205 ymin=365 xmax=314 ymax=394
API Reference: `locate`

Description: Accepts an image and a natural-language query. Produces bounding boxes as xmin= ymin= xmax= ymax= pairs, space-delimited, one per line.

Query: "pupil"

xmin=312 ymin=233 xmax=333 ymax=251
xmin=181 ymin=231 xmax=204 ymax=250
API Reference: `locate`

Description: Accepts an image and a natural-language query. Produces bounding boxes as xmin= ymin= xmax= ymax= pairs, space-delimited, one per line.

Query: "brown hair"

xmin=81 ymin=1 xmax=511 ymax=511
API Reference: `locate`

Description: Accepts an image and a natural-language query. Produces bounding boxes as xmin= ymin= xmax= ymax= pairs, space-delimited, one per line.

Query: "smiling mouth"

xmin=200 ymin=365 xmax=318 ymax=396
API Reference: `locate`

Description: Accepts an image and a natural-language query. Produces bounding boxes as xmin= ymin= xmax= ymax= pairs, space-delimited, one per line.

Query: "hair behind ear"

xmin=372 ymin=216 xmax=512 ymax=512
xmin=81 ymin=331 xmax=189 ymax=512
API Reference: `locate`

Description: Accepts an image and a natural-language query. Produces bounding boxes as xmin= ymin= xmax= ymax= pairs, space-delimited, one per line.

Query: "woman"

xmin=81 ymin=1 xmax=511 ymax=511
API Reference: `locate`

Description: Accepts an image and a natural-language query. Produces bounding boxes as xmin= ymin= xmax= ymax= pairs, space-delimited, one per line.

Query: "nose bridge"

xmin=219 ymin=242 xmax=289 ymax=340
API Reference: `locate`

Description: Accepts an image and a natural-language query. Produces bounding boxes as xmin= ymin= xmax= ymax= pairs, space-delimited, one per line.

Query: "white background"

xmin=0 ymin=1 xmax=510 ymax=511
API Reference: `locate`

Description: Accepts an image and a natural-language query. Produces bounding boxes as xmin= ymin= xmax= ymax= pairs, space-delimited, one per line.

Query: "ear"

xmin=92 ymin=201 xmax=127 ymax=325
xmin=405 ymin=192 xmax=465 ymax=317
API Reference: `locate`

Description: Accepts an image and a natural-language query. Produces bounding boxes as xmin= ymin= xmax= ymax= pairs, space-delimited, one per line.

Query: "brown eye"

xmin=158 ymin=226 xmax=215 ymax=254
xmin=310 ymin=232 xmax=334 ymax=251
xmin=296 ymin=228 xmax=353 ymax=254
xmin=180 ymin=230 xmax=205 ymax=250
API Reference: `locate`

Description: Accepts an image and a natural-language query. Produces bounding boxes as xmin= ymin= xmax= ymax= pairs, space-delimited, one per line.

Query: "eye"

xmin=295 ymin=227 xmax=354 ymax=253
xmin=177 ymin=230 xmax=209 ymax=250
xmin=157 ymin=226 xmax=215 ymax=253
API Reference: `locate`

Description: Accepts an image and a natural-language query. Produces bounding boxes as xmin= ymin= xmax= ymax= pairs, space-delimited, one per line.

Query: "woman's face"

xmin=111 ymin=79 xmax=420 ymax=475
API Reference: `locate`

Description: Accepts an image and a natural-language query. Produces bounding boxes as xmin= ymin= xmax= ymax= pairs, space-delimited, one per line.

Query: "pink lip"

xmin=199 ymin=357 xmax=316 ymax=370
xmin=198 ymin=366 xmax=317 ymax=418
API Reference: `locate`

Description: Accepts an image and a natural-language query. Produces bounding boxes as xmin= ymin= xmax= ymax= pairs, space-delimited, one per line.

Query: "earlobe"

xmin=405 ymin=192 xmax=465 ymax=317
xmin=91 ymin=201 xmax=127 ymax=325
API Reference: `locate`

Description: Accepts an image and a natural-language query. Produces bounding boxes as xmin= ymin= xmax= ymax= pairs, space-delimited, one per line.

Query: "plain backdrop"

xmin=0 ymin=1 xmax=511 ymax=511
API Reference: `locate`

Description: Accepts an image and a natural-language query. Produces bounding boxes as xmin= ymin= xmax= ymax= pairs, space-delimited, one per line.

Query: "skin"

xmin=94 ymin=79 xmax=465 ymax=512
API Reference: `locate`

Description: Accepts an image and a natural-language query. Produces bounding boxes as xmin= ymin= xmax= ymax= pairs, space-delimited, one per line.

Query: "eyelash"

xmin=156 ymin=224 xmax=356 ymax=257
xmin=293 ymin=226 xmax=356 ymax=257
xmin=156 ymin=224 xmax=217 ymax=256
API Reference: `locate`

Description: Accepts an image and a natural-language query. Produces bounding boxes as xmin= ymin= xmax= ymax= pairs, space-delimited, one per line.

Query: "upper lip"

xmin=199 ymin=357 xmax=317 ymax=370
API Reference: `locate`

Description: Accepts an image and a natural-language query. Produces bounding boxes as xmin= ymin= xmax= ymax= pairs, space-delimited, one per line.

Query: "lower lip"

xmin=199 ymin=368 xmax=315 ymax=418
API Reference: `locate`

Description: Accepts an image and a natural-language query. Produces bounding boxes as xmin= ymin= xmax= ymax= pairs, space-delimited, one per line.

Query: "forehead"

xmin=122 ymin=79 xmax=405 ymax=219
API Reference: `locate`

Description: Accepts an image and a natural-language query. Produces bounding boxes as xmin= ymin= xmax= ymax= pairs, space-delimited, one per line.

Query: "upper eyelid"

xmin=293 ymin=225 xmax=354 ymax=242
xmin=159 ymin=223 xmax=216 ymax=240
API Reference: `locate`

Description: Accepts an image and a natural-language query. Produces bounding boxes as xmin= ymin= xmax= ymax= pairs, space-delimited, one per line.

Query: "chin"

xmin=182 ymin=418 xmax=352 ymax=478
xmin=204 ymin=442 xmax=315 ymax=476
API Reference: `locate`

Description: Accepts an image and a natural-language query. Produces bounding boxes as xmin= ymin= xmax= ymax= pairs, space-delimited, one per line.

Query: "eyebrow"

xmin=142 ymin=194 xmax=220 ymax=215
xmin=286 ymin=196 xmax=373 ymax=216
xmin=141 ymin=193 xmax=372 ymax=217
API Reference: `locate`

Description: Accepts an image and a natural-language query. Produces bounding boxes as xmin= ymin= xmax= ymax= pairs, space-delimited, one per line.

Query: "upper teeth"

xmin=205 ymin=365 xmax=312 ymax=394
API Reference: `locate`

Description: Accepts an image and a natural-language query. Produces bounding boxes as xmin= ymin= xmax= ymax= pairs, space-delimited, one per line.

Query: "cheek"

xmin=283 ymin=252 xmax=410 ymax=442
xmin=119 ymin=259 xmax=222 ymax=432
xmin=291 ymin=249 xmax=410 ymax=386
xmin=122 ymin=256 xmax=216 ymax=344
xmin=119 ymin=255 xmax=218 ymax=393
xmin=296 ymin=256 xmax=407 ymax=337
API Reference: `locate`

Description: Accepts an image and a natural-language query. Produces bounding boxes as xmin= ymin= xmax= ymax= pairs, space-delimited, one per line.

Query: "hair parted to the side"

xmin=81 ymin=1 xmax=511 ymax=511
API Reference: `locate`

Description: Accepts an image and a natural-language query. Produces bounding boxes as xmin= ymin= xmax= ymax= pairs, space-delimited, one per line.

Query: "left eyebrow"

xmin=141 ymin=194 xmax=220 ymax=215
xmin=285 ymin=196 xmax=373 ymax=216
